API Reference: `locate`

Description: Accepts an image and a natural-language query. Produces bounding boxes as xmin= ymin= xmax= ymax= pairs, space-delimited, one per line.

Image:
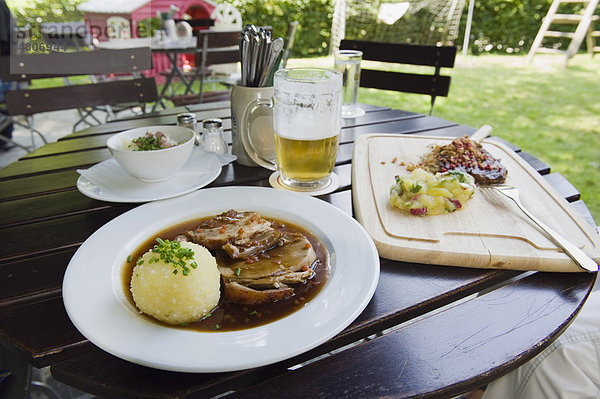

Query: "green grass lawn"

xmin=290 ymin=54 xmax=600 ymax=224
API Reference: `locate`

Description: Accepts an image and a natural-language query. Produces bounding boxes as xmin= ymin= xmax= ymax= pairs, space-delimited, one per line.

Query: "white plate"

xmin=63 ymin=186 xmax=380 ymax=372
xmin=76 ymin=150 xmax=231 ymax=203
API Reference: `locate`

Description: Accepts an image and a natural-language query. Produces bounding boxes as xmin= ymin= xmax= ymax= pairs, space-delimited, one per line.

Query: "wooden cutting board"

xmin=352 ymin=134 xmax=600 ymax=272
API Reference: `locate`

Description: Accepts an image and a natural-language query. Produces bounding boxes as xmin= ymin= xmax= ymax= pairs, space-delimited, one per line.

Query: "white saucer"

xmin=77 ymin=150 xmax=235 ymax=203
xmin=269 ymin=171 xmax=340 ymax=196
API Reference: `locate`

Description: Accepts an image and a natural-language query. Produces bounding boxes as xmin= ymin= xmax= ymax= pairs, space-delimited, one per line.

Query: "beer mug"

xmin=230 ymin=85 xmax=275 ymax=166
xmin=241 ymin=68 xmax=342 ymax=191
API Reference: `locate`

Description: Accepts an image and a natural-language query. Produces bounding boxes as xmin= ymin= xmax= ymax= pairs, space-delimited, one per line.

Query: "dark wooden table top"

xmin=0 ymin=102 xmax=596 ymax=399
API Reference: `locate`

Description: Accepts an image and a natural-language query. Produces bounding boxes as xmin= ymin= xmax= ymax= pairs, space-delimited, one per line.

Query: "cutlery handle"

xmin=509 ymin=196 xmax=598 ymax=272
xmin=471 ymin=125 xmax=492 ymax=142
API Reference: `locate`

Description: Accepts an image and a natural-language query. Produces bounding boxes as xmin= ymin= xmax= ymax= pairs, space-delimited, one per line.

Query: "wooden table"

xmin=0 ymin=102 xmax=596 ymax=398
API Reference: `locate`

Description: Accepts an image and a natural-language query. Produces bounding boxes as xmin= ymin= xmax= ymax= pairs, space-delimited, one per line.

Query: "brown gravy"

xmin=122 ymin=215 xmax=329 ymax=332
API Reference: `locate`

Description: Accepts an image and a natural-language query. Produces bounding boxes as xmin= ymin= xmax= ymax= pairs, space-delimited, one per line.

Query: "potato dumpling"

xmin=130 ymin=240 xmax=220 ymax=325
xmin=389 ymin=168 xmax=475 ymax=216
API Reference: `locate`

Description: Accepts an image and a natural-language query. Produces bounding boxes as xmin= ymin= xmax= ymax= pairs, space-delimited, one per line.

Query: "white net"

xmin=331 ymin=0 xmax=466 ymax=50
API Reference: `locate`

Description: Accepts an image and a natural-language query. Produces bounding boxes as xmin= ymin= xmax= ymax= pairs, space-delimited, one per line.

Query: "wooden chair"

xmin=339 ymin=40 xmax=456 ymax=115
xmin=194 ymin=29 xmax=241 ymax=102
xmin=169 ymin=27 xmax=273 ymax=106
xmin=0 ymin=47 xmax=157 ymax=151
xmin=169 ymin=29 xmax=240 ymax=106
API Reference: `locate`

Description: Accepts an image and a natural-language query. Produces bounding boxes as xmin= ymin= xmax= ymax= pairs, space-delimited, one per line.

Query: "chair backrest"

xmin=4 ymin=78 xmax=157 ymax=115
xmin=0 ymin=48 xmax=158 ymax=116
xmin=191 ymin=27 xmax=273 ymax=102
xmin=0 ymin=47 xmax=152 ymax=81
xmin=194 ymin=29 xmax=240 ymax=68
xmin=339 ymin=39 xmax=456 ymax=115
xmin=193 ymin=26 xmax=273 ymax=67
xmin=191 ymin=29 xmax=240 ymax=102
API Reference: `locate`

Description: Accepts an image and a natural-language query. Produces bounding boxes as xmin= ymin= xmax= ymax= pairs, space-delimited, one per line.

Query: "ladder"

xmin=526 ymin=0 xmax=600 ymax=65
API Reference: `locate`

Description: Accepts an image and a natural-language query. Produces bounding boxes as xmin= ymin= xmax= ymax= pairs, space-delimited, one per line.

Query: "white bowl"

xmin=106 ymin=126 xmax=195 ymax=183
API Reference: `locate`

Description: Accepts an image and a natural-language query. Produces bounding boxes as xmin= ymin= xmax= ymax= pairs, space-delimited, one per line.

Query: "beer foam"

xmin=274 ymin=68 xmax=342 ymax=140
xmin=275 ymin=69 xmax=342 ymax=93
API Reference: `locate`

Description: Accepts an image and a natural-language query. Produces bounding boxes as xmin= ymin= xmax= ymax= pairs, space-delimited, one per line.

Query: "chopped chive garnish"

xmin=149 ymin=238 xmax=196 ymax=276
xmin=127 ymin=255 xmax=132 ymax=263
xmin=215 ymin=324 xmax=220 ymax=330
xmin=249 ymin=311 xmax=257 ymax=316
xmin=235 ymin=267 xmax=241 ymax=276
xmin=129 ymin=132 xmax=172 ymax=151
xmin=410 ymin=183 xmax=422 ymax=193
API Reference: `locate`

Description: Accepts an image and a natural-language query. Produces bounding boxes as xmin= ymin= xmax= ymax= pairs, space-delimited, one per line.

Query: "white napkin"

xmin=77 ymin=149 xmax=236 ymax=197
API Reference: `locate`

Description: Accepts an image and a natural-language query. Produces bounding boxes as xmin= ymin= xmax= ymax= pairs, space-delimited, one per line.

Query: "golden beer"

xmin=241 ymin=68 xmax=342 ymax=190
xmin=275 ymin=134 xmax=339 ymax=182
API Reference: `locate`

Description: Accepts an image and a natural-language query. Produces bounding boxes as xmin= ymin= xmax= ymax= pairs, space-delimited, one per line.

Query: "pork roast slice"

xmin=185 ymin=210 xmax=281 ymax=259
xmin=224 ymin=282 xmax=294 ymax=306
xmin=221 ymin=228 xmax=282 ymax=259
xmin=219 ymin=232 xmax=318 ymax=305
xmin=231 ymin=270 xmax=315 ymax=290
xmin=218 ymin=232 xmax=316 ymax=279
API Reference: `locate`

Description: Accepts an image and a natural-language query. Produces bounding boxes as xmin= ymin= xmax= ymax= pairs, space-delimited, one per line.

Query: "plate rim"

xmin=63 ymin=186 xmax=380 ymax=372
xmin=76 ymin=158 xmax=222 ymax=203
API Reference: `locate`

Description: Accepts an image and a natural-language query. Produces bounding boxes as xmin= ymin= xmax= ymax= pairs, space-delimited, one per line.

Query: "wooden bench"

xmin=0 ymin=48 xmax=158 ymax=150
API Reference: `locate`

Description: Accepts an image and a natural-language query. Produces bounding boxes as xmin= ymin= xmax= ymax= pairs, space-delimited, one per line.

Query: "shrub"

xmin=229 ymin=0 xmax=334 ymax=57
xmin=7 ymin=0 xmax=592 ymax=57
xmin=10 ymin=0 xmax=84 ymax=29
xmin=457 ymin=0 xmax=587 ymax=54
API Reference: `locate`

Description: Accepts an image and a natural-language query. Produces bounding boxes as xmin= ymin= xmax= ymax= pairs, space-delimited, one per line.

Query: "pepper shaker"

xmin=176 ymin=113 xmax=201 ymax=145
xmin=202 ymin=118 xmax=227 ymax=154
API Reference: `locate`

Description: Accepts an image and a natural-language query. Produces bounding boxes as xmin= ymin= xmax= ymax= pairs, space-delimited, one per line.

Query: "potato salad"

xmin=389 ymin=168 xmax=475 ymax=216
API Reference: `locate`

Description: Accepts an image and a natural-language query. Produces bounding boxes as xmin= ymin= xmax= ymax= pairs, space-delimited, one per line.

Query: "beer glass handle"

xmin=241 ymin=97 xmax=277 ymax=170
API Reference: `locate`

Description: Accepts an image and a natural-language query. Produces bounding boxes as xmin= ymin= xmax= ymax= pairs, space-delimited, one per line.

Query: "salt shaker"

xmin=202 ymin=118 xmax=227 ymax=154
xmin=176 ymin=113 xmax=200 ymax=145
